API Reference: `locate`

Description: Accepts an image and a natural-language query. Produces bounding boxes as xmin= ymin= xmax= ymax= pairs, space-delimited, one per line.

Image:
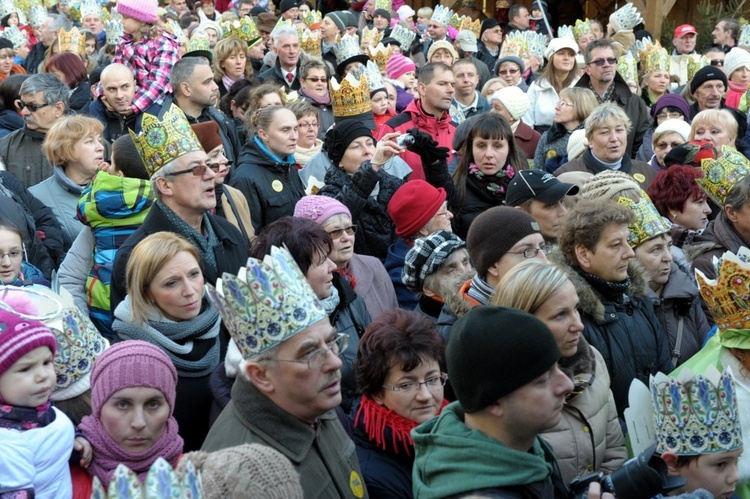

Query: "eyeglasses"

xmin=498 ymin=68 xmax=519 ymax=76
xmin=15 ymin=99 xmax=52 ymax=112
xmin=382 ymin=373 xmax=449 ymax=394
xmin=208 ymin=159 xmax=232 ymax=172
xmin=167 ymin=162 xmax=211 ymax=177
xmin=304 ymin=76 xmax=328 ymax=83
xmin=270 ymin=333 xmax=348 ymax=370
xmin=656 ymin=111 xmax=684 ymax=121
xmin=298 ymin=121 xmax=319 ymax=129
xmin=588 ymin=57 xmax=617 ymax=67
xmin=0 ymin=249 xmax=22 ymax=261
xmin=655 ymin=141 xmax=684 ymax=150
xmin=506 ymin=247 xmax=546 ymax=259
xmin=557 ymin=101 xmax=574 ymax=108
xmin=710 ymin=59 xmax=724 ymax=67
xmin=327 ymin=225 xmax=357 ymax=238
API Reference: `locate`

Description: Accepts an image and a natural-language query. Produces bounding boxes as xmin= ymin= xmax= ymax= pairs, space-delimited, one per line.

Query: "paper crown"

xmin=105 ymin=15 xmax=124 ymax=46
xmin=573 ymin=18 xmax=594 ymax=39
xmin=300 ymin=28 xmax=321 ymax=56
xmin=460 ymin=16 xmax=481 ymax=38
xmin=165 ymin=19 xmax=186 ymax=44
xmin=333 ymin=35 xmax=368 ymax=66
xmin=375 ymin=0 xmax=391 ymax=11
xmin=270 ymin=17 xmax=295 ymax=39
xmin=431 ymin=5 xmax=453 ymax=26
xmin=91 ymin=458 xmax=202 ymax=499
xmin=27 ymin=3 xmax=47 ymax=27
xmin=205 ymin=246 xmax=326 ymax=359
xmin=369 ymin=43 xmax=392 ymax=74
xmin=0 ymin=0 xmax=18 ymax=19
xmin=188 ymin=31 xmax=211 ymax=53
xmin=635 ymin=37 xmax=669 ymax=74
xmin=695 ymin=247 xmax=750 ymax=330
xmin=524 ymin=31 xmax=547 ymax=58
xmin=687 ymin=54 xmax=710 ymax=82
xmin=617 ymin=52 xmax=638 ymax=82
xmin=79 ymin=0 xmax=101 ymax=18
xmin=300 ymin=9 xmax=322 ymax=28
xmin=129 ymin=103 xmax=204 ymax=178
xmin=2 ymin=26 xmax=28 ymax=49
xmin=390 ymin=24 xmax=416 ymax=49
xmin=366 ymin=60 xmax=385 ymax=93
xmin=558 ymin=25 xmax=575 ymax=41
xmin=500 ymin=31 xmax=525 ymax=58
xmin=222 ymin=17 xmax=260 ymax=45
xmin=696 ymin=145 xmax=750 ymax=206
xmin=740 ymin=25 xmax=750 ymax=48
xmin=617 ymin=195 xmax=670 ymax=249
xmin=610 ymin=3 xmax=643 ymax=31
xmin=58 ymin=26 xmax=85 ymax=55
xmin=330 ymin=71 xmax=372 ymax=119
xmin=361 ymin=26 xmax=383 ymax=47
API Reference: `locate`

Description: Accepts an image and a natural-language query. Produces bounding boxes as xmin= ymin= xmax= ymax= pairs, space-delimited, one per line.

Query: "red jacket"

xmin=375 ymin=99 xmax=456 ymax=181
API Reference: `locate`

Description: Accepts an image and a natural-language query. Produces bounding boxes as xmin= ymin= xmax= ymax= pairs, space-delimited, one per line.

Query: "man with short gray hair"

xmin=25 ymin=14 xmax=71 ymax=74
xmin=259 ymin=27 xmax=302 ymax=90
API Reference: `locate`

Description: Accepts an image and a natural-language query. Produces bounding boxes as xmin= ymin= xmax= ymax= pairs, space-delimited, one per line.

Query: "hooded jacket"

xmin=688 ymin=210 xmax=750 ymax=281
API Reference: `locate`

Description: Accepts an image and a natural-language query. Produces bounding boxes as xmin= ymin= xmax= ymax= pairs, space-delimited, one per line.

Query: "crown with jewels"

xmin=460 ymin=16 xmax=481 ymax=38
xmin=369 ymin=43 xmax=392 ymax=74
xmin=617 ymin=52 xmax=638 ymax=82
xmin=206 ymin=246 xmax=326 ymax=358
xmin=301 ymin=9 xmax=322 ymax=28
xmin=300 ymin=28 xmax=321 ymax=56
xmin=222 ymin=16 xmax=260 ymax=45
xmin=695 ymin=246 xmax=750 ymax=331
xmin=499 ymin=31 xmax=525 ymax=58
xmin=27 ymin=2 xmax=47 ymax=27
xmin=366 ymin=60 xmax=385 ymax=93
xmin=0 ymin=0 xmax=18 ymax=19
xmin=635 ymin=37 xmax=669 ymax=74
xmin=333 ymin=34 xmax=364 ymax=66
xmin=448 ymin=13 xmax=463 ymax=30
xmin=430 ymin=5 xmax=453 ymax=27
xmin=105 ymin=14 xmax=124 ymax=45
xmin=361 ymin=26 xmax=383 ymax=47
xmin=79 ymin=0 xmax=101 ymax=18
xmin=687 ymin=54 xmax=710 ymax=81
xmin=695 ymin=145 xmax=750 ymax=206
xmin=617 ymin=195 xmax=670 ymax=249
xmin=572 ymin=18 xmax=593 ymax=39
xmin=610 ymin=2 xmax=643 ymax=32
xmin=740 ymin=25 xmax=750 ymax=48
xmin=390 ymin=24 xmax=415 ymax=49
xmin=2 ymin=26 xmax=28 ymax=49
xmin=330 ymin=71 xmax=372 ymax=119
xmin=558 ymin=25 xmax=575 ymax=41
xmin=91 ymin=458 xmax=202 ymax=499
xmin=129 ymin=103 xmax=204 ymax=178
xmin=58 ymin=26 xmax=85 ymax=55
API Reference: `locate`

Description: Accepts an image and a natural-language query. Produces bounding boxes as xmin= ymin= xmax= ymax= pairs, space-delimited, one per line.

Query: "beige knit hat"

xmin=489 ymin=86 xmax=530 ymax=121
xmin=178 ymin=444 xmax=303 ymax=498
xmin=566 ymin=128 xmax=588 ymax=160
xmin=579 ymin=170 xmax=644 ymax=202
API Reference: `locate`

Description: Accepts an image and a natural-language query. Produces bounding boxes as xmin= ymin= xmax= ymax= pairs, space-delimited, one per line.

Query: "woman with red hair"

xmin=45 ymin=52 xmax=90 ymax=112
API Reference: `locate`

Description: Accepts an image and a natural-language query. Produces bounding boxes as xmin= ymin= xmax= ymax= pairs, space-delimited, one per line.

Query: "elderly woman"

xmin=494 ymin=55 xmax=527 ymax=91
xmin=31 ymin=115 xmax=106 ymax=246
xmin=554 ymin=102 xmax=656 ymax=189
xmin=534 ymin=87 xmax=598 ymax=172
xmin=72 ymin=340 xmax=183 ymax=495
xmin=689 ymin=109 xmax=738 ymax=153
xmin=427 ymin=40 xmax=457 ymax=66
xmin=112 ymin=232 xmax=221 ymax=451
xmin=636 ymin=94 xmax=691 ymax=162
xmin=648 ymin=119 xmax=691 ymax=171
xmin=289 ymin=101 xmax=323 ymax=169
xmin=298 ymin=58 xmax=335 ymax=138
xmin=45 ymin=52 xmax=90 ymax=112
xmin=488 ymin=85 xmax=540 ymax=160
xmin=294 ymin=195 xmax=398 ymax=320
xmin=213 ymin=36 xmax=251 ymax=97
xmin=250 ymin=216 xmax=371 ymax=413
xmin=318 ymin=120 xmax=405 ymax=259
xmin=492 ymin=259 xmax=626 ymax=484
xmin=352 ymin=309 xmax=447 ymax=497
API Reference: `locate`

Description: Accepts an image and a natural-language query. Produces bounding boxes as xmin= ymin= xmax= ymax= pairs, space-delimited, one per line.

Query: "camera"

xmin=396 ymin=133 xmax=415 ymax=147
xmin=568 ymin=444 xmax=685 ymax=499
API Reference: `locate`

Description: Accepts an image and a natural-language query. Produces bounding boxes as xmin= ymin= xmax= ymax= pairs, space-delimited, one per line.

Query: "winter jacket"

xmin=87 ymin=98 xmax=139 ymax=143
xmin=635 ymin=126 xmax=656 ymax=163
xmin=299 ymin=152 xmax=411 ymax=194
xmin=688 ymin=211 xmax=749 ymax=281
xmin=515 ymin=120 xmax=541 ymax=162
xmin=299 ymin=89 xmax=335 ymax=141
xmin=348 ymin=252 xmax=399 ymax=321
xmin=258 ymin=57 xmax=302 ymax=91
xmin=394 ymin=84 xmax=414 ymax=114
xmin=384 ymin=238 xmax=418 ymax=310
xmin=58 ymin=227 xmax=94 ymax=317
xmin=553 ymin=149 xmax=656 ymax=190
xmin=0 ymin=108 xmax=23 ymax=139
xmin=452 ymin=91 xmax=490 ymax=122
xmin=29 ymin=167 xmax=87 ymax=248
xmin=476 ymin=41 xmax=499 ymax=73
xmin=375 ymin=99 xmax=456 ymax=181
xmin=549 ymin=251 xmax=673 ymax=419
xmin=523 ymin=75 xmax=580 ymax=130
xmin=202 ymin=375 xmax=368 ymax=498
xmin=23 ymin=42 xmax=45 ymax=74
xmin=69 ymin=83 xmax=91 ymax=113
xmin=230 ymin=136 xmax=306 ymax=232
xmin=534 ymin=123 xmax=582 ymax=172
xmin=0 ymin=127 xmax=53 ymax=188
xmin=318 ymin=162 xmax=403 ymax=260
xmin=574 ymin=72 xmax=650 ymax=158
xmin=648 ymin=263 xmax=710 ymax=367
xmin=540 ymin=340 xmax=627 ymax=484
xmin=216 ymin=184 xmax=254 ymax=245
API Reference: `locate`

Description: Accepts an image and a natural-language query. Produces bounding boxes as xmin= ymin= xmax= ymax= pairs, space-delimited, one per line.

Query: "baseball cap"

xmin=505 ymin=169 xmax=579 ymax=206
xmin=456 ymin=31 xmax=478 ymax=53
xmin=674 ymin=24 xmax=697 ymax=38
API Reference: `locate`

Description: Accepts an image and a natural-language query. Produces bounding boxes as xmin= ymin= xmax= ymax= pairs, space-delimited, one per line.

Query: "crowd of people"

xmin=3 ymin=0 xmax=750 ymax=496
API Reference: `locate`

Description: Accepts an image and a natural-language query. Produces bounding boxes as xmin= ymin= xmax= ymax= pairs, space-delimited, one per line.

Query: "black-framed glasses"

xmin=167 ymin=162 xmax=211 ymax=177
xmin=710 ymin=59 xmax=724 ymax=67
xmin=270 ymin=333 xmax=348 ymax=370
xmin=327 ymin=225 xmax=357 ymax=239
xmin=506 ymin=247 xmax=546 ymax=259
xmin=15 ymin=99 xmax=51 ymax=112
xmin=382 ymin=373 xmax=449 ymax=394
xmin=588 ymin=57 xmax=617 ymax=67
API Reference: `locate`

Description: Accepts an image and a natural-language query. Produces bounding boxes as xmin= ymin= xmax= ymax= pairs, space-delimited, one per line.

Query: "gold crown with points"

xmin=617 ymin=52 xmax=638 ymax=82
xmin=448 ymin=13 xmax=463 ymax=30
xmin=617 ymin=195 xmax=670 ymax=249
xmin=369 ymin=43 xmax=392 ymax=74
xmin=696 ymin=247 xmax=750 ymax=331
xmin=361 ymin=26 xmax=383 ymax=47
xmin=460 ymin=16 xmax=481 ymax=38
xmin=572 ymin=18 xmax=593 ymax=39
xmin=300 ymin=28 xmax=321 ymax=56
xmin=129 ymin=103 xmax=204 ymax=178
xmin=330 ymin=71 xmax=372 ymax=119
xmin=696 ymin=145 xmax=750 ymax=206
xmin=221 ymin=17 xmax=260 ymax=44
xmin=301 ymin=9 xmax=322 ymax=27
xmin=687 ymin=54 xmax=710 ymax=81
xmin=635 ymin=37 xmax=669 ymax=74
xmin=58 ymin=26 xmax=85 ymax=55
xmin=499 ymin=31 xmax=525 ymax=58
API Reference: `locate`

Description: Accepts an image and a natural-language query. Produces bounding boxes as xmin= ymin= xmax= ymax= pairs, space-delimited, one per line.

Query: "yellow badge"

xmin=633 ymin=173 xmax=646 ymax=184
xmin=350 ymin=471 xmax=364 ymax=498
xmin=272 ymin=179 xmax=284 ymax=192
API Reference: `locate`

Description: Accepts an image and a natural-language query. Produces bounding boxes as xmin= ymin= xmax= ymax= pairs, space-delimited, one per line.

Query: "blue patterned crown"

xmin=2 ymin=26 xmax=28 ymax=49
xmin=206 ymin=246 xmax=326 ymax=359
xmin=390 ymin=24 xmax=416 ymax=49
xmin=696 ymin=145 xmax=750 ymax=206
xmin=91 ymin=458 xmax=202 ymax=498
xmin=366 ymin=60 xmax=385 ymax=92
xmin=333 ymin=35 xmax=363 ymax=66
xmin=740 ymin=25 xmax=750 ymax=48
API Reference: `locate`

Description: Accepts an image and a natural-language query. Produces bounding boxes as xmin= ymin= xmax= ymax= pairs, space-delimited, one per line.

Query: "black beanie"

xmin=448 ymin=306 xmax=561 ymax=413
xmin=466 ymin=206 xmax=540 ymax=279
xmin=373 ymin=8 xmax=391 ymax=23
xmin=324 ymin=119 xmax=374 ymax=166
xmin=690 ymin=65 xmax=728 ymax=94
xmin=279 ymin=0 xmax=299 ymax=14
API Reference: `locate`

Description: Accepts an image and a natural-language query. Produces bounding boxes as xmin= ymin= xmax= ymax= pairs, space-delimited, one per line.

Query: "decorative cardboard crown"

xmin=361 ymin=26 xmax=383 ymax=47
xmin=635 ymin=37 xmax=669 ymax=74
xmin=333 ymin=35 xmax=363 ymax=65
xmin=2 ymin=26 xmax=28 ymax=49
xmin=499 ymin=31 xmax=525 ymax=58
xmin=740 ymin=25 xmax=750 ymax=48
xmin=572 ymin=18 xmax=593 ymax=39
xmin=610 ymin=2 xmax=643 ymax=32
xmin=448 ymin=13 xmax=463 ymax=30
xmin=129 ymin=103 xmax=204 ymax=178
xmin=430 ymin=5 xmax=453 ymax=27
xmin=222 ymin=16 xmax=260 ymax=45
xmin=301 ymin=9 xmax=322 ymax=27
xmin=617 ymin=52 xmax=638 ymax=82
xmin=79 ymin=0 xmax=101 ymax=19
xmin=687 ymin=54 xmax=710 ymax=81
xmin=205 ymin=246 xmax=326 ymax=359
xmin=58 ymin=26 xmax=85 ymax=55
xmin=0 ymin=0 xmax=18 ymax=19
xmin=165 ymin=19 xmax=186 ymax=43
xmin=270 ymin=17 xmax=295 ymax=39
xmin=375 ymin=0 xmax=391 ymax=11
xmin=27 ymin=3 xmax=47 ymax=27
xmin=696 ymin=145 xmax=750 ymax=206
xmin=366 ymin=60 xmax=385 ymax=93
xmin=617 ymin=195 xmax=670 ymax=249
xmin=105 ymin=15 xmax=124 ymax=45
xmin=558 ymin=25 xmax=575 ymax=41
xmin=188 ymin=31 xmax=211 ymax=53
xmin=695 ymin=247 xmax=750 ymax=330
xmin=524 ymin=31 xmax=547 ymax=58
xmin=650 ymin=367 xmax=742 ymax=456
xmin=369 ymin=43 xmax=392 ymax=74
xmin=460 ymin=16 xmax=481 ymax=38
xmin=300 ymin=28 xmax=321 ymax=56
xmin=330 ymin=71 xmax=372 ymax=119
xmin=91 ymin=458 xmax=203 ymax=499
xmin=390 ymin=24 xmax=415 ymax=49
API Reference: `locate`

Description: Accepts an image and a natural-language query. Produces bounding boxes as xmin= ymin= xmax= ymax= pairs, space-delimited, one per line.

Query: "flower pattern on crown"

xmin=635 ymin=37 xmax=669 ymax=75
xmin=430 ymin=5 xmax=453 ymax=27
xmin=2 ymin=26 xmax=28 ymax=49
xmin=459 ymin=17 xmax=481 ymax=38
xmin=369 ymin=43 xmax=393 ymax=74
xmin=90 ymin=458 xmax=202 ymax=499
xmin=617 ymin=52 xmax=638 ymax=82
xmin=573 ymin=19 xmax=593 ymax=39
xmin=221 ymin=17 xmax=260 ymax=45
xmin=361 ymin=26 xmax=383 ymax=48
xmin=390 ymin=24 xmax=415 ymax=50
xmin=79 ymin=0 xmax=101 ymax=19
xmin=375 ymin=0 xmax=391 ymax=11
xmin=188 ymin=31 xmax=211 ymax=53
xmin=650 ymin=367 xmax=742 ymax=456
xmin=58 ymin=26 xmax=85 ymax=55
xmin=617 ymin=195 xmax=670 ymax=249
xmin=366 ymin=60 xmax=385 ymax=92
xmin=695 ymin=247 xmax=750 ymax=331
xmin=300 ymin=28 xmax=321 ymax=56
xmin=0 ymin=0 xmax=19 ymax=19
xmin=696 ymin=145 xmax=750 ymax=206
xmin=609 ymin=2 xmax=643 ymax=31
xmin=301 ymin=9 xmax=322 ymax=28
xmin=129 ymin=103 xmax=204 ymax=178
xmin=205 ymin=246 xmax=326 ymax=359
xmin=330 ymin=71 xmax=371 ymax=118
xmin=105 ymin=14 xmax=124 ymax=46
xmin=523 ymin=31 xmax=547 ymax=58
xmin=27 ymin=3 xmax=47 ymax=28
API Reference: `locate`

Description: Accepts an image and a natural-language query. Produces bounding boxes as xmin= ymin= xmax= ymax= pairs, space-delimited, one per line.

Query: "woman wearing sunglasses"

xmin=494 ymin=55 xmax=528 ymax=92
xmin=298 ymin=59 xmax=334 ymax=140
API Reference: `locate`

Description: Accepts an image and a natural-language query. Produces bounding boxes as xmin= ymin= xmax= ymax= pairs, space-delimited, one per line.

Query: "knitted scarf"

xmin=726 ymin=80 xmax=747 ymax=110
xmin=222 ymin=75 xmax=243 ymax=93
xmin=0 ymin=402 xmax=56 ymax=430
xmin=320 ymin=285 xmax=340 ymax=315
xmin=576 ymin=268 xmax=630 ymax=304
xmin=294 ymin=139 xmax=323 ymax=167
xmin=300 ymin=88 xmax=332 ymax=106
xmin=466 ymin=274 xmax=493 ymax=305
xmin=113 ymin=296 xmax=221 ymax=378
xmin=468 ymin=162 xmax=516 ymax=196
xmin=78 ymin=412 xmax=183 ymax=484
xmin=157 ymin=200 xmax=219 ymax=278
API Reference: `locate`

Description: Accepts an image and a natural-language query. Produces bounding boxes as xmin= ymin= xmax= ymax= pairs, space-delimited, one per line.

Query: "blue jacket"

xmin=384 ymin=238 xmax=418 ymax=311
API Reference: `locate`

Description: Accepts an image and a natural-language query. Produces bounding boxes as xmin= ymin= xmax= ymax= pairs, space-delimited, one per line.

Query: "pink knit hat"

xmin=116 ymin=0 xmax=159 ymax=24
xmin=294 ymin=195 xmax=351 ymax=225
xmin=0 ymin=309 xmax=56 ymax=377
xmin=386 ymin=53 xmax=416 ymax=80
xmin=90 ymin=340 xmax=177 ymax=416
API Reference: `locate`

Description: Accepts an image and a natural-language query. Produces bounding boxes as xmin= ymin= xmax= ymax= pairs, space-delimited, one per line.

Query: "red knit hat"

xmin=116 ymin=0 xmax=159 ymax=24
xmin=386 ymin=53 xmax=416 ymax=81
xmin=388 ymin=180 xmax=447 ymax=239
xmin=0 ymin=309 xmax=56 ymax=377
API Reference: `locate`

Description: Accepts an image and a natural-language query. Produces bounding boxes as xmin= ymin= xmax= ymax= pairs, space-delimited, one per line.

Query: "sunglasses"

xmin=167 ymin=162 xmax=211 ymax=177
xmin=15 ymin=99 xmax=51 ymax=112
xmin=304 ymin=76 xmax=328 ymax=83
xmin=710 ymin=59 xmax=724 ymax=67
xmin=588 ymin=58 xmax=617 ymax=67
xmin=498 ymin=68 xmax=519 ymax=76
xmin=326 ymin=225 xmax=357 ymax=238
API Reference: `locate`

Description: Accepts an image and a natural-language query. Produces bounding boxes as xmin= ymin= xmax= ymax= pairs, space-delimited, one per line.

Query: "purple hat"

xmin=294 ymin=196 xmax=351 ymax=224
xmin=651 ymin=94 xmax=691 ymax=120
xmin=0 ymin=309 xmax=56 ymax=378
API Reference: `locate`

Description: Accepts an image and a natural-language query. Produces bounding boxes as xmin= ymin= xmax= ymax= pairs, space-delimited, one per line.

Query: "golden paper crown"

xmin=300 ymin=28 xmax=321 ymax=56
xmin=696 ymin=146 xmax=750 ymax=206
xmin=687 ymin=54 xmax=710 ymax=82
xmin=448 ymin=13 xmax=463 ymax=30
xmin=361 ymin=26 xmax=383 ymax=47
xmin=375 ymin=0 xmax=391 ymax=11
xmin=460 ymin=16 xmax=481 ymax=38
xmin=58 ymin=26 xmax=85 ymax=55
xmin=617 ymin=52 xmax=638 ymax=82
xmin=617 ymin=195 xmax=670 ymax=249
xmin=499 ymin=31 xmax=525 ymax=58
xmin=301 ymin=9 xmax=322 ymax=27
xmin=696 ymin=247 xmax=750 ymax=330
xmin=221 ymin=17 xmax=260 ymax=44
xmin=330 ymin=72 xmax=372 ymax=119
xmin=573 ymin=18 xmax=593 ymax=39
xmin=369 ymin=43 xmax=392 ymax=74
xmin=636 ymin=37 xmax=669 ymax=74
xmin=270 ymin=17 xmax=295 ymax=39
xmin=187 ymin=31 xmax=211 ymax=54
xmin=129 ymin=103 xmax=204 ymax=178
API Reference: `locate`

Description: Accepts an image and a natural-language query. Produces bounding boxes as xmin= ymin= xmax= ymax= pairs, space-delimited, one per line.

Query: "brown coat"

xmin=554 ymin=152 xmax=656 ymax=190
xmin=221 ymin=184 xmax=254 ymax=246
xmin=515 ymin=120 xmax=541 ymax=163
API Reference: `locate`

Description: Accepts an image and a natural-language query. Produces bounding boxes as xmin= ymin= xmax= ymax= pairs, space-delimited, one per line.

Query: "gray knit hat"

xmin=402 ymin=230 xmax=467 ymax=293
xmin=325 ymin=11 xmax=346 ymax=33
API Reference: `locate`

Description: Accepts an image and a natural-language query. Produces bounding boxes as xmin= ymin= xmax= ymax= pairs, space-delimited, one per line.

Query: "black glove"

xmin=405 ymin=128 xmax=449 ymax=165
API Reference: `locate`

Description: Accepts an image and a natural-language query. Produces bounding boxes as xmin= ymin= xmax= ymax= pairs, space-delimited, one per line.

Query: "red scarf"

xmin=335 ymin=264 xmax=357 ymax=289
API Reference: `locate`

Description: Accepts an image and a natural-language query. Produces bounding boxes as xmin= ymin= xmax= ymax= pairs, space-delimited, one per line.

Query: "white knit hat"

xmin=724 ymin=47 xmax=750 ymax=80
xmin=567 ymin=128 xmax=588 ymax=159
xmin=654 ymin=118 xmax=692 ymax=143
xmin=490 ymin=86 xmax=530 ymax=121
xmin=397 ymin=5 xmax=416 ymax=20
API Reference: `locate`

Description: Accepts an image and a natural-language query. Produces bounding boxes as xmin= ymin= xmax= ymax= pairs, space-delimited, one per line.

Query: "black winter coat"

xmin=318 ymin=162 xmax=403 ymax=260
xmin=230 ymin=137 xmax=306 ymax=232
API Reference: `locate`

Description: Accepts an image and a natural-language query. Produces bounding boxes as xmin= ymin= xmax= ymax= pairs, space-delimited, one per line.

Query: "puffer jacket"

xmin=688 ymin=211 xmax=749 ymax=281
xmin=540 ymin=339 xmax=626 ymax=484
xmin=230 ymin=136 xmax=306 ymax=232
xmin=318 ymin=162 xmax=403 ymax=261
xmin=549 ymin=250 xmax=673 ymax=419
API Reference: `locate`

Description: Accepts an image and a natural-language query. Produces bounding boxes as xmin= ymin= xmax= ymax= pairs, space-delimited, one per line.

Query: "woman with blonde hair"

xmin=492 ymin=258 xmax=626 ymax=484
xmin=213 ymin=36 xmax=252 ymax=97
xmin=689 ymin=108 xmax=738 ymax=153
xmin=113 ymin=231 xmax=221 ymax=452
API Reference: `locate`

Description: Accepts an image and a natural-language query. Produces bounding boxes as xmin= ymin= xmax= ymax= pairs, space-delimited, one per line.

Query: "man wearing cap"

xmin=477 ymin=19 xmax=503 ymax=71
xmin=256 ymin=12 xmax=277 ymax=45
xmin=451 ymin=58 xmax=490 ymax=121
xmin=412 ymin=306 xmax=574 ymax=498
xmin=259 ymin=25 xmax=302 ymax=90
xmin=279 ymin=0 xmax=300 ymax=20
xmin=506 ymin=169 xmax=579 ymax=245
xmin=453 ymin=31 xmax=491 ymax=89
xmin=385 ymin=180 xmax=453 ymax=310
xmin=669 ymin=25 xmax=698 ymax=86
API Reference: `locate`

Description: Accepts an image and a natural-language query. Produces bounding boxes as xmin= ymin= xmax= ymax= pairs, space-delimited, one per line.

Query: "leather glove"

xmin=405 ymin=128 xmax=450 ymax=165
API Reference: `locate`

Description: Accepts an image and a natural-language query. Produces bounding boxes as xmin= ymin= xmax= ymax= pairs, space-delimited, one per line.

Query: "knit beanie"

xmin=448 ymin=306 xmax=561 ymax=413
xmin=386 ymin=53 xmax=416 ymax=80
xmin=725 ymin=47 xmax=750 ymax=80
xmin=191 ymin=121 xmax=222 ymax=154
xmin=690 ymin=65 xmax=728 ymax=95
xmin=651 ymin=93 xmax=690 ymax=120
xmin=490 ymin=85 xmax=530 ymax=121
xmin=579 ymin=170 xmax=643 ymax=201
xmin=373 ymin=8 xmax=391 ymax=23
xmin=325 ymin=12 xmax=346 ymax=34
xmin=0 ymin=309 xmax=57 ymax=378
xmin=388 ymin=180 xmax=447 ymax=239
xmin=0 ymin=38 xmax=12 ymax=51
xmin=294 ymin=195 xmax=351 ymax=224
xmin=664 ymin=139 xmax=718 ymax=168
xmin=90 ymin=340 xmax=177 ymax=416
xmin=427 ymin=40 xmax=458 ymax=63
xmin=397 ymin=5 xmax=415 ymax=21
xmin=116 ymin=0 xmax=159 ymax=24
xmin=323 ymin=119 xmax=373 ymax=167
xmin=494 ymin=55 xmax=525 ymax=74
xmin=466 ymin=207 xmax=540 ymax=279
xmin=279 ymin=0 xmax=299 ymax=14
xmin=566 ymin=128 xmax=588 ymax=159
xmin=654 ymin=118 xmax=692 ymax=143
xmin=402 ymin=230 xmax=466 ymax=293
